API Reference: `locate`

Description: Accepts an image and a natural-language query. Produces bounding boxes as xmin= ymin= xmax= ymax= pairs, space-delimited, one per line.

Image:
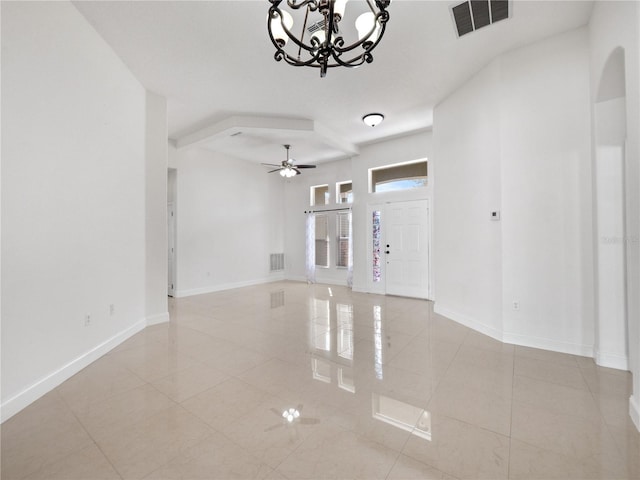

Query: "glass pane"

xmin=370 ymin=160 xmax=428 ymax=193
xmin=312 ymin=185 xmax=329 ymax=206
xmin=372 ymin=211 xmax=381 ymax=282
xmin=336 ymin=212 xmax=350 ymax=268
xmin=375 ymin=177 xmax=427 ymax=193
xmin=315 ymin=215 xmax=329 ymax=267
xmin=337 ymin=182 xmax=353 ymax=203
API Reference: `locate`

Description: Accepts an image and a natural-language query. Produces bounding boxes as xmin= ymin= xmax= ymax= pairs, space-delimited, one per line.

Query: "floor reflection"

xmin=306 ymin=288 xmax=431 ymax=442
xmin=2 ymin=281 xmax=637 ymax=480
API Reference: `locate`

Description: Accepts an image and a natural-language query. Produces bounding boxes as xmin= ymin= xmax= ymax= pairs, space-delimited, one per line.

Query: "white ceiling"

xmin=73 ymin=0 xmax=593 ymax=165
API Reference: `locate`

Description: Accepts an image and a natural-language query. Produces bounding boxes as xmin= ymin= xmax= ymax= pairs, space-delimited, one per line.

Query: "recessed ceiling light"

xmin=363 ymin=113 xmax=384 ymax=127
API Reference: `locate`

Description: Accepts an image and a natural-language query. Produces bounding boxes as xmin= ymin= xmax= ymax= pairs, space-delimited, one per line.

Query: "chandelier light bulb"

xmin=269 ymin=10 xmax=293 ymax=46
xmin=311 ymin=30 xmax=326 ymax=47
xmin=355 ymin=12 xmax=380 ymax=43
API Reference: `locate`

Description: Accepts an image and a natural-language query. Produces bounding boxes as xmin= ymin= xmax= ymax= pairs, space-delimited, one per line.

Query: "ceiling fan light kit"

xmin=262 ymin=144 xmax=317 ymax=178
xmin=267 ymin=0 xmax=391 ymax=78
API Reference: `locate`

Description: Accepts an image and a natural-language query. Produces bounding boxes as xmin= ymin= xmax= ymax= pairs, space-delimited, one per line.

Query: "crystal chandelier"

xmin=267 ymin=0 xmax=391 ymax=78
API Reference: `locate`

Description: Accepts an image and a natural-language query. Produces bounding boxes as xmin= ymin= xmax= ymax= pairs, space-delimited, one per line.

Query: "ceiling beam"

xmin=174 ymin=115 xmax=359 ymax=159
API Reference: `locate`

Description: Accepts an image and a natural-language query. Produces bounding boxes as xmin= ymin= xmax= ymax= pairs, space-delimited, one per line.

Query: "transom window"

xmin=337 ymin=181 xmax=353 ymax=204
xmin=369 ymin=160 xmax=428 ymax=193
xmin=311 ymin=184 xmax=329 ymax=206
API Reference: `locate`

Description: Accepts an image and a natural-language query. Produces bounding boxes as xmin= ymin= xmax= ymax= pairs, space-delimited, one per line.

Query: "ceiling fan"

xmin=262 ymin=144 xmax=316 ymax=178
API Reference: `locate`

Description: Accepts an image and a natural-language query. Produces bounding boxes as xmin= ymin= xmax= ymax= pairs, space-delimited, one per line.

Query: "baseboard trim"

xmin=594 ymin=350 xmax=629 ymax=371
xmin=285 ymin=275 xmax=308 ymax=283
xmin=505 ymin=331 xmax=594 ymax=359
xmin=433 ymin=304 xmax=503 ymax=342
xmin=433 ymin=304 xmax=595 ymax=359
xmin=1 ymin=318 xmax=147 ymax=423
xmin=630 ymin=395 xmax=640 ymax=432
xmin=175 ymin=275 xmax=285 ymax=298
xmin=147 ymin=312 xmax=170 ymax=326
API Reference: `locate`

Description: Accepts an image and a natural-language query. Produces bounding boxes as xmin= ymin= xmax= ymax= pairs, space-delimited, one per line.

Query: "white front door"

xmin=384 ymin=199 xmax=430 ymax=299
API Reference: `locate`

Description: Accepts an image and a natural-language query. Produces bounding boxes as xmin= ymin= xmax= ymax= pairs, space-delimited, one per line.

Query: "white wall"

xmin=145 ymin=91 xmax=169 ymax=324
xmin=1 ymin=1 xmax=165 ymax=421
xmin=433 ymin=28 xmax=594 ymax=353
xmin=432 ymin=62 xmax=503 ymax=338
xmin=500 ymin=29 xmax=593 ymax=354
xmin=589 ymin=0 xmax=640 ymax=430
xmin=168 ymin=146 xmax=285 ymax=296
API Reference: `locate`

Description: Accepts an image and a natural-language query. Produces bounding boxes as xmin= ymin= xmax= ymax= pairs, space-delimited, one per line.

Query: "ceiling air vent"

xmin=451 ymin=0 xmax=510 ymax=38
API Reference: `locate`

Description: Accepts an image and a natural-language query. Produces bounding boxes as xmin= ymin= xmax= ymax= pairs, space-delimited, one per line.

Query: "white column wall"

xmin=145 ymin=92 xmax=169 ymax=325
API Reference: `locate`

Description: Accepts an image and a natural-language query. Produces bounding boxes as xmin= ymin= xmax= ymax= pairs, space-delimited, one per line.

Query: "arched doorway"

xmin=593 ymin=47 xmax=628 ymax=370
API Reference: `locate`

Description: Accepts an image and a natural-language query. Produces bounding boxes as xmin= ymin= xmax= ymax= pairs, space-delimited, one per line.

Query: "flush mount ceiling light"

xmin=362 ymin=113 xmax=384 ymax=127
xmin=268 ymin=0 xmax=391 ymax=78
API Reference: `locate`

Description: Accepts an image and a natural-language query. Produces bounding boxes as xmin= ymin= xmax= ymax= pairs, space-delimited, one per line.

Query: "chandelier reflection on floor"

xmin=267 ymin=0 xmax=391 ymax=78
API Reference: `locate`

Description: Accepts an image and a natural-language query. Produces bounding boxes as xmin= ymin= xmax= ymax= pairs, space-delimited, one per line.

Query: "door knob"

xmin=385 ymin=250 xmax=390 ymax=254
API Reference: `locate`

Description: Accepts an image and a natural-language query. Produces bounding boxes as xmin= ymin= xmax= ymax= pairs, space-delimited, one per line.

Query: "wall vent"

xmin=270 ymin=253 xmax=285 ymax=272
xmin=451 ymin=0 xmax=510 ymax=38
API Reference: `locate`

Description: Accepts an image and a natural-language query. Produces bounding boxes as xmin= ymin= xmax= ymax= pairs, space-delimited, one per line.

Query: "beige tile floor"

xmin=2 ymin=281 xmax=639 ymax=479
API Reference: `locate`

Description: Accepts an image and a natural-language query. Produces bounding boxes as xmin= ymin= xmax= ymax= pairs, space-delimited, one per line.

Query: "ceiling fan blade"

xmin=264 ymin=423 xmax=283 ymax=432
xmin=295 ymin=165 xmax=316 ymax=169
xmin=267 ymin=169 xmax=282 ymax=173
xmin=293 ymin=168 xmax=301 ymax=175
xmin=261 ymin=163 xmax=281 ymax=167
xmin=299 ymin=418 xmax=320 ymax=425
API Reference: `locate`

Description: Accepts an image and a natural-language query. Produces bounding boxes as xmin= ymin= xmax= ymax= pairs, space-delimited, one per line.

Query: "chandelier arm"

xmin=329 ymin=51 xmax=371 ymax=69
xmin=298 ymin=5 xmax=310 ymax=59
xmin=278 ymin=49 xmax=326 ymax=68
xmin=287 ymin=0 xmax=319 ymax=11
xmin=374 ymin=0 xmax=392 ymax=9
xmin=332 ymin=11 xmax=388 ymax=55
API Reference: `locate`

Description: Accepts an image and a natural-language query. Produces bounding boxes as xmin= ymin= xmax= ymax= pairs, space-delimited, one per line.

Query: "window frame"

xmin=310 ymin=184 xmax=330 ymax=206
xmin=335 ymin=211 xmax=351 ymax=269
xmin=314 ymin=213 xmax=330 ymax=268
xmin=336 ymin=181 xmax=353 ymax=204
xmin=368 ymin=159 xmax=428 ymax=194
